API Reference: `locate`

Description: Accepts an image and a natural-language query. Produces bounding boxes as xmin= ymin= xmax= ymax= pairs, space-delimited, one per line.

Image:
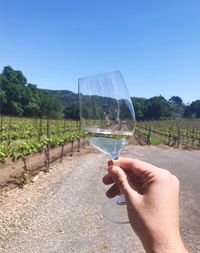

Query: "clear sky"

xmin=0 ymin=0 xmax=200 ymax=103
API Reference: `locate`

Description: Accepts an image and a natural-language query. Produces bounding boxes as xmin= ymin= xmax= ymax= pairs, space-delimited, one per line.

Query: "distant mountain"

xmin=39 ymin=89 xmax=78 ymax=109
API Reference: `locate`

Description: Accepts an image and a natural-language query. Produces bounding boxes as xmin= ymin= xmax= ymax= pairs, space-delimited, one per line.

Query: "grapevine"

xmin=136 ymin=119 xmax=200 ymax=149
xmin=0 ymin=116 xmax=84 ymax=163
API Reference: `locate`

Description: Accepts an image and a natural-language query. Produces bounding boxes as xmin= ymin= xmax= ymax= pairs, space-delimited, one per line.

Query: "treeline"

xmin=0 ymin=66 xmax=62 ymax=118
xmin=132 ymin=95 xmax=200 ymax=120
xmin=0 ymin=66 xmax=200 ymax=120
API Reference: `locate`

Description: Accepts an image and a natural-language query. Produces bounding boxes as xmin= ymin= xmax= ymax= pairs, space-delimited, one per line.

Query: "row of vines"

xmin=1 ymin=116 xmax=199 ymax=166
xmin=135 ymin=119 xmax=200 ymax=149
xmin=0 ymin=116 xmax=84 ymax=165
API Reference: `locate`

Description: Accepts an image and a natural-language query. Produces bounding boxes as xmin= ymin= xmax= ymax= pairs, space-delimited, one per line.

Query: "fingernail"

xmin=108 ymin=160 xmax=114 ymax=167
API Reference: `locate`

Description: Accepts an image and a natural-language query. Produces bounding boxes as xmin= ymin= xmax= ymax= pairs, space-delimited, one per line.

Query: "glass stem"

xmin=117 ymin=195 xmax=126 ymax=205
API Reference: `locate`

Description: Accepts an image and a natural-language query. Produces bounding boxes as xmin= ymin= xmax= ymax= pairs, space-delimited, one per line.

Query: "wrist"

xmin=151 ymin=243 xmax=188 ymax=253
xmin=143 ymin=235 xmax=189 ymax=253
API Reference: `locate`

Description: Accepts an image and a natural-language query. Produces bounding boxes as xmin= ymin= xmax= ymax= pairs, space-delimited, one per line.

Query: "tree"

xmin=183 ymin=100 xmax=200 ymax=118
xmin=146 ymin=96 xmax=171 ymax=120
xmin=183 ymin=106 xmax=192 ymax=118
xmin=64 ymin=102 xmax=80 ymax=120
xmin=0 ymin=88 xmax=7 ymax=113
xmin=2 ymin=66 xmax=27 ymax=85
xmin=0 ymin=66 xmax=27 ymax=115
xmin=169 ymin=96 xmax=185 ymax=117
xmin=169 ymin=96 xmax=183 ymax=105
xmin=8 ymin=101 xmax=24 ymax=116
xmin=0 ymin=66 xmax=62 ymax=118
xmin=38 ymin=91 xmax=62 ymax=118
xmin=131 ymin=97 xmax=148 ymax=120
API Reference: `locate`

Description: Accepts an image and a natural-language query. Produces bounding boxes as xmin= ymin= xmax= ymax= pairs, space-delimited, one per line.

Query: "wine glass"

xmin=78 ymin=71 xmax=136 ymax=224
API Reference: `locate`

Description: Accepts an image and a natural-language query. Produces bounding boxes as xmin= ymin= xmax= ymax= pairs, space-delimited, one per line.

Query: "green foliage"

xmin=0 ymin=65 xmax=199 ymax=121
xmin=9 ymin=101 xmax=24 ymax=116
xmin=137 ymin=119 xmax=200 ymax=149
xmin=169 ymin=96 xmax=183 ymax=105
xmin=147 ymin=96 xmax=171 ymax=119
xmin=183 ymin=100 xmax=200 ymax=118
xmin=150 ymin=136 xmax=163 ymax=145
xmin=64 ymin=102 xmax=80 ymax=120
xmin=0 ymin=116 xmax=84 ymax=163
xmin=0 ymin=66 xmax=61 ymax=118
xmin=132 ymin=97 xmax=148 ymax=120
xmin=132 ymin=96 xmax=171 ymax=120
xmin=169 ymin=96 xmax=185 ymax=117
xmin=132 ymin=96 xmax=198 ymax=120
xmin=44 ymin=89 xmax=78 ymax=110
xmin=0 ymin=149 xmax=6 ymax=163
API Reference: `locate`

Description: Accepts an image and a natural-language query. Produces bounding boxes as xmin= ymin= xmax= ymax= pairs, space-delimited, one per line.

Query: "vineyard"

xmin=136 ymin=119 xmax=200 ymax=149
xmin=1 ymin=117 xmax=200 ymax=166
xmin=0 ymin=116 xmax=199 ymax=188
xmin=0 ymin=116 xmax=84 ymax=165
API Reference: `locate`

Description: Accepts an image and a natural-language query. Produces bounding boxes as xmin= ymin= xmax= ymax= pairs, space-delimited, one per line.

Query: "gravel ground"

xmin=0 ymin=144 xmax=199 ymax=253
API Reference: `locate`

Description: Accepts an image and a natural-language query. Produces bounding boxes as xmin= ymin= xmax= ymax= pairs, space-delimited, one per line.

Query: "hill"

xmin=1 ymin=66 xmax=200 ymax=120
xmin=40 ymin=89 xmax=78 ymax=109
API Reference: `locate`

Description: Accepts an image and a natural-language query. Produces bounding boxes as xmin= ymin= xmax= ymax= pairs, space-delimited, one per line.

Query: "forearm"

xmin=143 ymin=236 xmax=190 ymax=253
xmin=146 ymin=245 xmax=189 ymax=253
xmin=105 ymin=159 xmax=191 ymax=253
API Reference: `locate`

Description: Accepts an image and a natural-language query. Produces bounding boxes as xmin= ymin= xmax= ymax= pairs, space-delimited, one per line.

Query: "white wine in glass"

xmin=78 ymin=71 xmax=136 ymax=224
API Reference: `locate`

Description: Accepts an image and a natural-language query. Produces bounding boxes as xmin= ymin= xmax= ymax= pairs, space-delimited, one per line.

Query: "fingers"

xmin=108 ymin=165 xmax=132 ymax=194
xmin=106 ymin=183 xmax=120 ymax=198
xmin=102 ymin=173 xmax=114 ymax=185
xmin=111 ymin=158 xmax=160 ymax=176
xmin=103 ymin=168 xmax=142 ymax=193
xmin=104 ymin=159 xmax=161 ymax=200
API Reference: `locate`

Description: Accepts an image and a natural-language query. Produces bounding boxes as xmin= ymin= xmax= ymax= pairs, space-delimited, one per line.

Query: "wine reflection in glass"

xmin=78 ymin=71 xmax=136 ymax=224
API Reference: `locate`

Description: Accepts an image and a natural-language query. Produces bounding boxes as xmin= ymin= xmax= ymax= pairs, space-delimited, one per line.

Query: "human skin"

xmin=102 ymin=158 xmax=190 ymax=253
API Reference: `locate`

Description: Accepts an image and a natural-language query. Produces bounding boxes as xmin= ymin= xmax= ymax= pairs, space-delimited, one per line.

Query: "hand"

xmin=103 ymin=158 xmax=189 ymax=253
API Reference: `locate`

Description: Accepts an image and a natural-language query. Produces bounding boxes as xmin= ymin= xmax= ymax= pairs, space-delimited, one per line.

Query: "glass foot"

xmin=102 ymin=196 xmax=129 ymax=224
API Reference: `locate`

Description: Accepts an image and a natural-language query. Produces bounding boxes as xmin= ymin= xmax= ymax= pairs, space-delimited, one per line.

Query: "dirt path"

xmin=0 ymin=144 xmax=199 ymax=253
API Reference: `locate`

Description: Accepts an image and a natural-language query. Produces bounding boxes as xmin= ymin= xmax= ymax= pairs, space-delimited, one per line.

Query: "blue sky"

xmin=0 ymin=0 xmax=200 ymax=103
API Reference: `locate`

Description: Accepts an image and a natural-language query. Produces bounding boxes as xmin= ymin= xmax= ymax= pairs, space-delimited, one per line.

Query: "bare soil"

xmin=0 ymin=139 xmax=88 ymax=193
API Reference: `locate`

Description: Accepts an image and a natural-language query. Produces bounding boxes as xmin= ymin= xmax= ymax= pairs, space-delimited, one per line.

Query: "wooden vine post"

xmin=168 ymin=127 xmax=172 ymax=146
xmin=70 ymin=138 xmax=74 ymax=157
xmin=191 ymin=128 xmax=195 ymax=148
xmin=38 ymin=118 xmax=43 ymax=141
xmin=198 ymin=137 xmax=200 ymax=150
xmin=77 ymin=121 xmax=81 ymax=152
xmin=177 ymin=127 xmax=181 ymax=148
xmin=0 ymin=115 xmax=3 ymax=143
xmin=20 ymin=157 xmax=28 ymax=187
xmin=147 ymin=126 xmax=152 ymax=145
xmin=8 ymin=116 xmax=12 ymax=146
xmin=80 ymin=121 xmax=86 ymax=149
xmin=45 ymin=119 xmax=50 ymax=171
xmin=60 ymin=119 xmax=66 ymax=161
xmin=64 ymin=119 xmax=66 ymax=133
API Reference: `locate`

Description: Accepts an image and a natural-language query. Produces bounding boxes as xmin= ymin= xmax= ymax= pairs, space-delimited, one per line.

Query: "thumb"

xmin=108 ymin=165 xmax=132 ymax=195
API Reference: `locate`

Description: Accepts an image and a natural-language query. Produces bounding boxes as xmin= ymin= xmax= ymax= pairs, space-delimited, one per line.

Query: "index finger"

xmin=111 ymin=158 xmax=160 ymax=176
